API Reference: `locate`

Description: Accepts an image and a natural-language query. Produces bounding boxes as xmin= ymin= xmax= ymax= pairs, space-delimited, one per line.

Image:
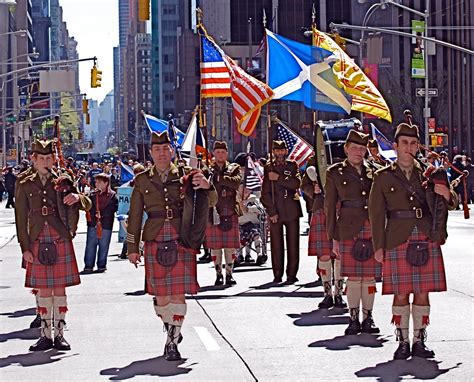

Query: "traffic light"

xmin=82 ymin=98 xmax=89 ymax=114
xmin=85 ymin=113 xmax=90 ymax=125
xmin=91 ymin=64 xmax=102 ymax=88
xmin=138 ymin=0 xmax=150 ymax=21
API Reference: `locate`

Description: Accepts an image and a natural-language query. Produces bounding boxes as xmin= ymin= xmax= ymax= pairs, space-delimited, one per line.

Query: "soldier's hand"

xmin=374 ymin=249 xmax=384 ymax=263
xmin=268 ymin=172 xmax=279 ymax=181
xmin=313 ymin=183 xmax=322 ymax=194
xmin=269 ymin=214 xmax=279 ymax=223
xmin=434 ymin=184 xmax=451 ymax=202
xmin=22 ymin=251 xmax=33 ymax=263
xmin=332 ymin=239 xmax=340 ymax=258
xmin=128 ymin=252 xmax=141 ymax=268
xmin=192 ymin=172 xmax=211 ymax=190
xmin=63 ymin=193 xmax=80 ymax=206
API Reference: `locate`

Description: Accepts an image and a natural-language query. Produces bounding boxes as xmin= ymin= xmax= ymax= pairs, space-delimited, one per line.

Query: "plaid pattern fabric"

xmin=144 ymin=222 xmax=199 ymax=297
xmin=382 ymin=226 xmax=447 ymax=295
xmin=339 ymin=220 xmax=382 ymax=278
xmin=25 ymin=224 xmax=80 ymax=289
xmin=204 ymin=208 xmax=240 ymax=249
xmin=308 ymin=209 xmax=332 ymax=257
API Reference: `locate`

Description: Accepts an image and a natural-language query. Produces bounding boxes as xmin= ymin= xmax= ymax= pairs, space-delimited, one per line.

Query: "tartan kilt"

xmin=382 ymin=226 xmax=447 ymax=295
xmin=144 ymin=222 xmax=199 ymax=297
xmin=204 ymin=214 xmax=240 ymax=250
xmin=339 ymin=220 xmax=382 ymax=278
xmin=308 ymin=209 xmax=332 ymax=258
xmin=25 ymin=224 xmax=80 ymax=289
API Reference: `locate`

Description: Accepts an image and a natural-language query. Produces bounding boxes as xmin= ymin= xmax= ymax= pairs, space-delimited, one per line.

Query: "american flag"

xmin=244 ymin=156 xmax=263 ymax=191
xmin=276 ymin=121 xmax=314 ymax=168
xmin=199 ymin=28 xmax=273 ymax=136
xmin=200 ymin=36 xmax=231 ymax=98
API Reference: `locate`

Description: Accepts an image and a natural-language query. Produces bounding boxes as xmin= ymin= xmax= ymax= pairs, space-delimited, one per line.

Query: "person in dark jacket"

xmin=4 ymin=167 xmax=16 ymax=208
xmin=83 ymin=173 xmax=118 ymax=273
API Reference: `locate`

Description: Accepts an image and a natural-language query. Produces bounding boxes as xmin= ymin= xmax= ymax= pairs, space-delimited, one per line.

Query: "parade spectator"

xmin=83 ymin=173 xmax=118 ymax=273
xmin=4 ymin=167 xmax=16 ymax=208
xmin=87 ymin=162 xmax=102 ymax=188
xmin=451 ymin=155 xmax=465 ymax=209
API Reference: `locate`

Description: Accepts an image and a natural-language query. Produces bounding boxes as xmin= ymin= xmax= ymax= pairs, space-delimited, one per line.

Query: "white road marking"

xmin=194 ymin=326 xmax=220 ymax=351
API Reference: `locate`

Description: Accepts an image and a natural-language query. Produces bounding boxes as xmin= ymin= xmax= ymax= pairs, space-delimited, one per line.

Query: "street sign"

xmin=416 ymin=88 xmax=438 ymax=97
xmin=5 ymin=116 xmax=16 ymax=123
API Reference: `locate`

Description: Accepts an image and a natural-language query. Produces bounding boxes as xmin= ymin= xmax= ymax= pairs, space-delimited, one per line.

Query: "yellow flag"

xmin=312 ymin=27 xmax=392 ymax=123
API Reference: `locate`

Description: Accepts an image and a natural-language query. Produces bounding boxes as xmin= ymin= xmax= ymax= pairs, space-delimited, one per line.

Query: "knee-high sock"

xmin=37 ymin=296 xmax=53 ymax=339
xmin=361 ymin=279 xmax=376 ymax=320
xmin=333 ymin=259 xmax=344 ymax=296
xmin=412 ymin=304 xmax=430 ymax=343
xmin=153 ymin=298 xmax=171 ymax=324
xmin=32 ymin=289 xmax=40 ymax=311
xmin=53 ymin=295 xmax=68 ymax=338
xmin=211 ymin=249 xmax=223 ymax=275
xmin=346 ymin=279 xmax=362 ymax=310
xmin=223 ymin=248 xmax=235 ymax=275
xmin=167 ymin=303 xmax=187 ymax=345
xmin=392 ymin=305 xmax=410 ymax=342
xmin=318 ymin=259 xmax=332 ymax=296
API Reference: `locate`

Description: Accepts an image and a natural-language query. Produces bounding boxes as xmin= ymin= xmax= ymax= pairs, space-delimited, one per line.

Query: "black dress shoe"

xmin=318 ymin=295 xmax=334 ymax=309
xmin=30 ymin=313 xmax=42 ymax=329
xmin=344 ymin=319 xmax=361 ymax=335
xmin=214 ymin=274 xmax=224 ymax=286
xmin=411 ymin=341 xmax=435 ymax=358
xmin=198 ymin=252 xmax=212 ymax=262
xmin=164 ymin=343 xmax=182 ymax=361
xmin=256 ymin=254 xmax=268 ymax=266
xmin=29 ymin=336 xmax=53 ymax=351
xmin=394 ymin=341 xmax=411 ymax=360
xmin=53 ymin=334 xmax=71 ymax=350
xmin=361 ymin=316 xmax=380 ymax=334
xmin=236 ymin=254 xmax=244 ymax=264
xmin=273 ymin=277 xmax=282 ymax=283
xmin=244 ymin=254 xmax=254 ymax=263
xmin=225 ymin=274 xmax=236 ymax=286
xmin=334 ymin=295 xmax=347 ymax=308
xmin=285 ymin=277 xmax=299 ymax=285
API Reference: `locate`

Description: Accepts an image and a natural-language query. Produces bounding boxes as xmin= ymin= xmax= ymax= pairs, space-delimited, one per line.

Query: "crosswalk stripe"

xmin=194 ymin=326 xmax=220 ymax=351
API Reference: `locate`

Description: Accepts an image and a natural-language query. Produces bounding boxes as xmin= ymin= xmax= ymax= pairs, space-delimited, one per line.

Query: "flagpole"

xmin=197 ymin=8 xmax=210 ymax=167
xmin=311 ymin=4 xmax=318 ymax=152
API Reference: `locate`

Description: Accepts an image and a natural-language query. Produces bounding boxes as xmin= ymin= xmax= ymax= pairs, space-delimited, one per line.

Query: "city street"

xmin=0 ymin=204 xmax=472 ymax=381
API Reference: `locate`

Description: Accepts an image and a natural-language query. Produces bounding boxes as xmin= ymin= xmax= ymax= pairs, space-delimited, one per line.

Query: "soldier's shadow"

xmin=0 ymin=350 xmax=70 ymax=368
xmin=309 ymin=333 xmax=389 ymax=351
xmin=355 ymin=358 xmax=462 ymax=382
xmin=0 ymin=328 xmax=39 ymax=343
xmin=288 ymin=308 xmax=349 ymax=327
xmin=100 ymin=356 xmax=193 ymax=380
xmin=0 ymin=307 xmax=36 ymax=318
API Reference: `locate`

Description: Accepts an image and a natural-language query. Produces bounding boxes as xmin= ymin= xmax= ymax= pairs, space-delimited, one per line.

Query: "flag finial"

xmin=196 ymin=7 xmax=203 ymax=26
xmin=263 ymin=8 xmax=267 ymax=28
xmin=312 ymin=3 xmax=316 ymax=26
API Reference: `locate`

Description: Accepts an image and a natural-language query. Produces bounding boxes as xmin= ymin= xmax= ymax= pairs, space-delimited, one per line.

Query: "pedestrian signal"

xmin=429 ymin=134 xmax=448 ymax=147
xmin=91 ymin=65 xmax=102 ymax=88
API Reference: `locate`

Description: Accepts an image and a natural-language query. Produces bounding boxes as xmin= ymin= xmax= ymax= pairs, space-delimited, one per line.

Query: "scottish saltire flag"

xmin=276 ymin=120 xmax=314 ymax=168
xmin=201 ymin=36 xmax=232 ymax=98
xmin=120 ymin=162 xmax=134 ymax=183
xmin=371 ymin=123 xmax=397 ymax=161
xmin=244 ymin=156 xmax=263 ymax=191
xmin=181 ymin=113 xmax=208 ymax=168
xmin=143 ymin=113 xmax=185 ymax=148
xmin=266 ymin=29 xmax=351 ymax=114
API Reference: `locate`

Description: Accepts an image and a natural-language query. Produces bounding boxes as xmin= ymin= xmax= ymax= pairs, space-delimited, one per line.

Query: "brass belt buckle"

xmin=222 ymin=189 xmax=227 ymax=197
xmin=41 ymin=206 xmax=49 ymax=216
xmin=415 ymin=208 xmax=423 ymax=219
xmin=166 ymin=208 xmax=173 ymax=220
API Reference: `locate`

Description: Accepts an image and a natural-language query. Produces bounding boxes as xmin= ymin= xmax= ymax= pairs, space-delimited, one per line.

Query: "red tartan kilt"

xmin=382 ymin=227 xmax=447 ymax=295
xmin=204 ymin=214 xmax=240 ymax=249
xmin=144 ymin=222 xmax=199 ymax=297
xmin=339 ymin=220 xmax=382 ymax=278
xmin=308 ymin=209 xmax=332 ymax=258
xmin=25 ymin=225 xmax=80 ymax=289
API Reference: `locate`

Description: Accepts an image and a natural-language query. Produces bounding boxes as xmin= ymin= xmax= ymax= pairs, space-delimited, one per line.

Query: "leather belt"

xmin=387 ymin=209 xmax=424 ymax=219
xmin=31 ymin=206 xmax=56 ymax=216
xmin=341 ymin=200 xmax=368 ymax=208
xmin=147 ymin=208 xmax=180 ymax=220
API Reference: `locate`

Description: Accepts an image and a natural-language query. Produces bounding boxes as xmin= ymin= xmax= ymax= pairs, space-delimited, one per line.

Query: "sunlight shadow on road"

xmin=355 ymin=358 xmax=462 ymax=381
xmin=288 ymin=308 xmax=349 ymax=327
xmin=309 ymin=333 xmax=389 ymax=351
xmin=0 ymin=350 xmax=72 ymax=368
xmin=100 ymin=356 xmax=194 ymax=380
xmin=0 ymin=307 xmax=36 ymax=318
xmin=0 ymin=327 xmax=39 ymax=343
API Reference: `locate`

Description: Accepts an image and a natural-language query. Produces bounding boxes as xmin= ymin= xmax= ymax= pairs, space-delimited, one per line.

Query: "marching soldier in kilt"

xmin=204 ymin=141 xmax=242 ymax=286
xmin=127 ymin=131 xmax=216 ymax=361
xmin=367 ymin=139 xmax=388 ymax=168
xmin=15 ymin=139 xmax=92 ymax=351
xmin=261 ymin=140 xmax=302 ymax=284
xmin=324 ymin=130 xmax=381 ymax=335
xmin=302 ymin=156 xmax=346 ymax=309
xmin=369 ymin=123 xmax=456 ymax=360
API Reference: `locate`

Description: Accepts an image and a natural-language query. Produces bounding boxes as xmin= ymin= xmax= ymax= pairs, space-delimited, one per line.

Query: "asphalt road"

xmin=0 ymin=203 xmax=472 ymax=381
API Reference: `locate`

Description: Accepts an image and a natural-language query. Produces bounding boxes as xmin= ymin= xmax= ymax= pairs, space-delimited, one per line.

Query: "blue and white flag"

xmin=143 ymin=113 xmax=185 ymax=148
xmin=371 ymin=123 xmax=397 ymax=162
xmin=120 ymin=162 xmax=134 ymax=183
xmin=266 ymin=29 xmax=351 ymax=114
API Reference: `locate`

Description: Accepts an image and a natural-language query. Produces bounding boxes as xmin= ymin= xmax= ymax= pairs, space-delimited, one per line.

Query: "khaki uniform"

xmin=261 ymin=159 xmax=302 ymax=281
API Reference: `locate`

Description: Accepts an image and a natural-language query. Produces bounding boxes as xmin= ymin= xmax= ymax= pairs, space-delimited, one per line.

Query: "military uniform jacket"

xmin=211 ymin=161 xmax=242 ymax=216
xmin=324 ymin=159 xmax=373 ymax=241
xmin=126 ymin=163 xmax=218 ymax=254
xmin=261 ymin=159 xmax=303 ymax=222
xmin=15 ymin=170 xmax=92 ymax=253
xmin=301 ymin=155 xmax=324 ymax=212
xmin=369 ymin=161 xmax=456 ymax=251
